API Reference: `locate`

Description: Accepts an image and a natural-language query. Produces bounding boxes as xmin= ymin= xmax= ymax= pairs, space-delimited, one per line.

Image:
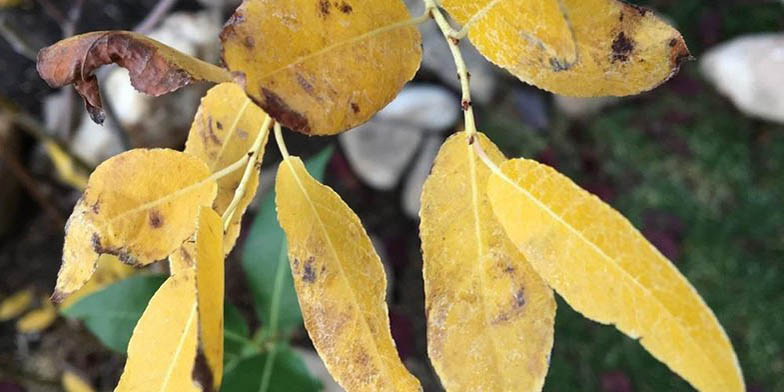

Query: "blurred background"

xmin=1 ymin=0 xmax=782 ymax=391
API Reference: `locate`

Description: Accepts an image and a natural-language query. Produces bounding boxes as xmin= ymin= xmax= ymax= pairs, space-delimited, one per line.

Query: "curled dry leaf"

xmin=115 ymin=268 xmax=200 ymax=392
xmin=440 ymin=0 xmax=691 ymax=96
xmin=275 ymin=156 xmax=421 ymax=391
xmin=220 ymin=0 xmax=422 ymax=135
xmin=487 ymin=158 xmax=744 ymax=391
xmin=37 ymin=31 xmax=232 ymax=124
xmin=420 ymin=132 xmax=555 ymax=391
xmin=184 ymin=83 xmax=269 ymax=254
xmin=54 ymin=149 xmax=217 ymax=302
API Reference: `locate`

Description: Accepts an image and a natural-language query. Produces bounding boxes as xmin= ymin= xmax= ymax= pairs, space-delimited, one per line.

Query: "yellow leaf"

xmin=37 ymin=31 xmax=232 ymax=123
xmin=275 ymin=156 xmax=421 ymax=391
xmin=193 ymin=207 xmax=225 ymax=389
xmin=62 ymin=370 xmax=96 ymax=392
xmin=16 ymin=296 xmax=57 ymax=333
xmin=184 ymin=83 xmax=270 ymax=254
xmin=0 ymin=288 xmax=34 ymax=321
xmin=60 ymin=255 xmax=136 ymax=310
xmin=54 ymin=149 xmax=218 ymax=302
xmin=115 ymin=268 xmax=200 ymax=392
xmin=44 ymin=141 xmax=89 ymax=190
xmin=220 ymin=0 xmax=422 ymax=135
xmin=486 ymin=158 xmax=744 ymax=391
xmin=420 ymin=132 xmax=555 ymax=391
xmin=440 ymin=0 xmax=690 ymax=96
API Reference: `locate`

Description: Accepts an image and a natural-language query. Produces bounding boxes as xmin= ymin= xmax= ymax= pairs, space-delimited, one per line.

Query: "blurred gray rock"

xmin=402 ymin=135 xmax=441 ymax=219
xmin=380 ymin=85 xmax=459 ymax=133
xmin=554 ymin=95 xmax=620 ymax=120
xmin=701 ymin=33 xmax=784 ymax=124
xmin=340 ymin=121 xmax=422 ymax=190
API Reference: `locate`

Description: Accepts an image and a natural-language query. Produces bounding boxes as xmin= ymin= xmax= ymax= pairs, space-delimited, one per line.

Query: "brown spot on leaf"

xmin=303 ymin=257 xmax=316 ymax=283
xmin=149 ymin=209 xmax=164 ymax=229
xmin=319 ymin=0 xmax=331 ymax=17
xmin=203 ymin=116 xmax=221 ymax=145
xmin=91 ymin=200 xmax=101 ymax=214
xmin=350 ymin=102 xmax=360 ymax=113
xmin=50 ymin=290 xmax=67 ymax=304
xmin=259 ymin=87 xmax=311 ymax=134
xmin=296 ymin=73 xmax=315 ymax=96
xmin=216 ymin=121 xmax=223 ymax=130
xmin=628 ymin=3 xmax=650 ymax=16
xmin=611 ymin=32 xmax=635 ymax=63
xmin=36 ymin=32 xmax=214 ymax=124
xmin=91 ymin=233 xmax=139 ymax=265
xmin=243 ymin=36 xmax=255 ymax=49
xmin=338 ymin=1 xmax=353 ymax=14
xmin=549 ymin=57 xmax=571 ymax=72
xmin=192 ymin=350 xmax=215 ymax=392
xmin=514 ymin=289 xmax=525 ymax=308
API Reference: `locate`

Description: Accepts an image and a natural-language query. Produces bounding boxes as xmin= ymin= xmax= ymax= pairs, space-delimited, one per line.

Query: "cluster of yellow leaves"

xmin=52 ymin=82 xmax=270 ymax=390
xmin=38 ymin=0 xmax=746 ymax=390
xmin=0 ymin=289 xmax=58 ymax=334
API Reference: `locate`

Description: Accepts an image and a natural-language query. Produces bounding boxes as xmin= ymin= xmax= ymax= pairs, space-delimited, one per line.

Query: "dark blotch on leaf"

xmin=259 ymin=87 xmax=311 ymax=134
xmin=611 ymin=32 xmax=635 ymax=63
xmin=350 ymin=102 xmax=360 ymax=114
xmin=149 ymin=209 xmax=164 ymax=229
xmin=192 ymin=350 xmax=216 ymax=392
xmin=319 ymin=0 xmax=331 ymax=16
xmin=514 ymin=289 xmax=525 ymax=308
xmin=303 ymin=257 xmax=316 ymax=283
xmin=338 ymin=1 xmax=353 ymax=14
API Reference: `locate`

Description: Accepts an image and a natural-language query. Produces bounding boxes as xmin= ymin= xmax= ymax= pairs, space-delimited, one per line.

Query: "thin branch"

xmin=134 ymin=0 xmax=179 ymax=34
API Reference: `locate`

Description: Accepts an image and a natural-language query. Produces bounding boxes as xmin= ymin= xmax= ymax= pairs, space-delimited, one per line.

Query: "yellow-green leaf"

xmin=54 ymin=149 xmax=218 ymax=301
xmin=487 ymin=158 xmax=744 ymax=391
xmin=184 ymin=82 xmax=270 ymax=254
xmin=115 ymin=268 xmax=200 ymax=392
xmin=220 ymin=0 xmax=422 ymax=135
xmin=0 ymin=288 xmax=34 ymax=321
xmin=16 ymin=295 xmax=57 ymax=333
xmin=275 ymin=156 xmax=420 ymax=391
xmin=420 ymin=132 xmax=555 ymax=391
xmin=440 ymin=0 xmax=690 ymax=96
xmin=193 ymin=207 xmax=225 ymax=389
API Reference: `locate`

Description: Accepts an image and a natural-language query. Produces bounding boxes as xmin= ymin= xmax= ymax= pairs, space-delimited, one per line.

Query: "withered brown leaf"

xmin=37 ymin=31 xmax=232 ymax=124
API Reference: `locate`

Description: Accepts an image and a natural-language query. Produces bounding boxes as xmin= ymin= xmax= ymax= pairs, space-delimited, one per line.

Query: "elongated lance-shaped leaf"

xmin=115 ymin=268 xmax=200 ymax=392
xmin=275 ymin=156 xmax=421 ymax=391
xmin=184 ymin=83 xmax=270 ymax=254
xmin=220 ymin=0 xmax=422 ymax=135
xmin=195 ymin=207 xmax=225 ymax=390
xmin=487 ymin=158 xmax=744 ymax=391
xmin=55 ymin=149 xmax=218 ymax=302
xmin=420 ymin=132 xmax=555 ymax=391
xmin=439 ymin=0 xmax=690 ymax=96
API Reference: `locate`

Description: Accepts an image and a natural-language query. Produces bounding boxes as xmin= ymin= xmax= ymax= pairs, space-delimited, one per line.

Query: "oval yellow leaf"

xmin=487 ymin=158 xmax=744 ymax=391
xmin=220 ymin=0 xmax=422 ymax=135
xmin=420 ymin=132 xmax=555 ymax=391
xmin=54 ymin=149 xmax=218 ymax=301
xmin=16 ymin=295 xmax=57 ymax=333
xmin=193 ymin=207 xmax=225 ymax=389
xmin=184 ymin=82 xmax=269 ymax=254
xmin=0 ymin=288 xmax=34 ymax=321
xmin=115 ymin=269 xmax=200 ymax=392
xmin=275 ymin=156 xmax=421 ymax=391
xmin=440 ymin=0 xmax=690 ymax=96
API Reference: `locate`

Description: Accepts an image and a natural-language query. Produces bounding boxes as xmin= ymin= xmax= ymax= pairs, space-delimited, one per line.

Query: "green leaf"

xmin=224 ymin=302 xmax=250 ymax=365
xmin=222 ymin=344 xmax=322 ymax=392
xmin=62 ymin=274 xmax=166 ymax=352
xmin=242 ymin=147 xmax=333 ymax=334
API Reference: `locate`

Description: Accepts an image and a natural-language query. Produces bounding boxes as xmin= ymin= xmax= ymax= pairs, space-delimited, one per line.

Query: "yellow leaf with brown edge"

xmin=420 ymin=132 xmax=555 ymax=392
xmin=220 ymin=0 xmax=422 ymax=135
xmin=37 ymin=31 xmax=232 ymax=124
xmin=486 ymin=158 xmax=744 ymax=391
xmin=16 ymin=295 xmax=57 ymax=333
xmin=59 ymin=255 xmax=136 ymax=310
xmin=440 ymin=0 xmax=690 ymax=96
xmin=185 ymin=83 xmax=270 ymax=254
xmin=54 ymin=149 xmax=218 ymax=302
xmin=62 ymin=370 xmax=96 ymax=392
xmin=276 ymin=156 xmax=421 ymax=391
xmin=0 ymin=288 xmax=34 ymax=321
xmin=115 ymin=267 xmax=200 ymax=392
